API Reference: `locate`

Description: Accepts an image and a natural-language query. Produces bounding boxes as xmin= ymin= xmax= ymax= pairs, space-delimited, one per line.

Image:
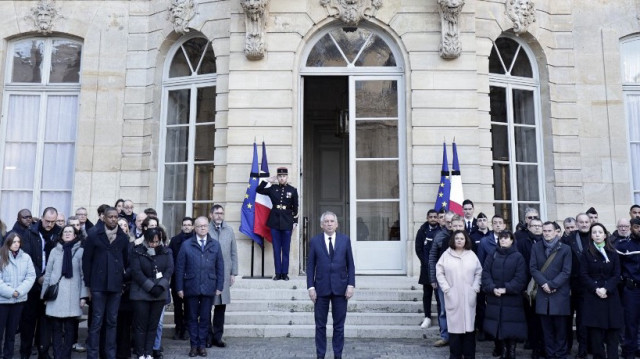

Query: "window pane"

xmin=7 ymin=95 xmax=40 ymax=141
xmin=356 ymin=120 xmax=398 ymax=158
xmin=355 ymin=80 xmax=398 ymax=118
xmin=356 ymin=201 xmax=399 ymax=241
xmin=306 ymin=34 xmax=347 ymax=67
xmin=40 ymin=191 xmax=72 ymax=220
xmin=165 ymin=127 xmax=189 ymax=163
xmin=163 ymin=165 xmax=187 ymax=201
xmin=493 ymin=163 xmax=511 ymax=200
xmin=196 ymin=87 xmax=216 ymax=123
xmin=491 ymin=124 xmax=509 ymax=161
xmin=41 ymin=143 xmax=75 ymax=189
xmin=195 ymin=125 xmax=215 ymax=161
xmin=633 ymin=144 xmax=640 ymax=194
xmin=622 ymin=39 xmax=640 ymax=83
xmin=193 ymin=202 xmax=213 ymax=219
xmin=513 ymin=89 xmax=535 ymax=125
xmin=198 ymin=43 xmax=216 ymax=75
xmin=517 ymin=203 xmax=540 ymax=225
xmin=162 ymin=203 xmax=186 ymax=238
xmin=356 ymin=161 xmax=399 ymax=199
xmin=0 ymin=191 xmax=33 ymax=227
xmin=495 ymin=38 xmax=519 ymax=73
xmin=167 ymin=89 xmax=190 ymax=125
xmin=516 ymin=165 xmax=540 ymax=201
xmin=514 ymin=126 xmax=537 ymax=162
xmin=490 ymin=86 xmax=507 ymax=123
xmin=355 ymin=34 xmax=396 ymax=67
xmin=183 ymin=38 xmax=209 ymax=75
xmin=331 ymin=28 xmax=370 ymax=64
xmin=49 ymin=40 xmax=82 ymax=83
xmin=2 ymin=143 xmax=36 ymax=188
xmin=12 ymin=39 xmax=44 ymax=83
xmin=489 ymin=44 xmax=505 ymax=75
xmin=193 ymin=164 xmax=213 ymax=201
xmin=169 ymin=48 xmax=191 ymax=77
xmin=511 ymin=48 xmax=533 ymax=78
xmin=627 ymin=95 xmax=640 ymax=142
xmin=45 ymin=95 xmax=78 ymax=141
xmin=493 ymin=203 xmax=513 ymax=230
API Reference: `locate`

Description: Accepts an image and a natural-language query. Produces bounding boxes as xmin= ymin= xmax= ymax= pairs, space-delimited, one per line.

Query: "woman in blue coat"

xmin=481 ymin=231 xmax=527 ymax=359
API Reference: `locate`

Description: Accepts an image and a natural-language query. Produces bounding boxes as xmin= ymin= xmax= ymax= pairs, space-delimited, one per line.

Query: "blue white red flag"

xmin=449 ymin=142 xmax=464 ymax=216
xmin=434 ymin=142 xmax=451 ymax=212
xmin=239 ymin=142 xmax=263 ymax=246
xmin=254 ymin=142 xmax=273 ymax=243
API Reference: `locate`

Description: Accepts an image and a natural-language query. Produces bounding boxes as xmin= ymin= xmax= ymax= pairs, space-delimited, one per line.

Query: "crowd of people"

xmin=416 ymin=200 xmax=640 ymax=359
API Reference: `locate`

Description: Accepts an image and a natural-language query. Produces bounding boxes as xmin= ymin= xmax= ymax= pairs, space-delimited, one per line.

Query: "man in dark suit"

xmin=307 ymin=211 xmax=355 ymax=359
xmin=462 ymin=199 xmax=478 ymax=234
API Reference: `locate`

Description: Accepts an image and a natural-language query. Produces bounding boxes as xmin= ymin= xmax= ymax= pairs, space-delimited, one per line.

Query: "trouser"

xmin=540 ymin=314 xmax=568 ymax=359
xmin=422 ymin=284 xmax=433 ymax=318
xmin=314 ymin=294 xmax=348 ymax=358
xmin=171 ymin=288 xmax=187 ymax=334
xmin=20 ymin=288 xmax=48 ymax=357
xmin=475 ymin=292 xmax=486 ymax=333
xmin=436 ymin=287 xmax=449 ymax=341
xmin=131 ymin=301 xmax=165 ymax=357
xmin=208 ymin=304 xmax=226 ymax=343
xmin=567 ymin=290 xmax=587 ymax=355
xmin=523 ymin=297 xmax=543 ymax=351
xmin=271 ymin=229 xmax=292 ymax=275
xmin=449 ymin=332 xmax=476 ymax=359
xmin=115 ymin=307 xmax=132 ymax=359
xmin=51 ymin=317 xmax=76 ymax=359
xmin=622 ymin=287 xmax=640 ymax=357
xmin=0 ymin=302 xmax=24 ymax=359
xmin=153 ymin=306 xmax=165 ymax=351
xmin=185 ymin=295 xmax=213 ymax=348
xmin=588 ymin=327 xmax=619 ymax=359
xmin=87 ymin=291 xmax=121 ymax=359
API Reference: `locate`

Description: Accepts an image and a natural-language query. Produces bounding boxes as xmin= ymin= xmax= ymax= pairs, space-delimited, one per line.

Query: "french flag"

xmin=449 ymin=141 xmax=464 ymax=216
xmin=254 ymin=141 xmax=273 ymax=243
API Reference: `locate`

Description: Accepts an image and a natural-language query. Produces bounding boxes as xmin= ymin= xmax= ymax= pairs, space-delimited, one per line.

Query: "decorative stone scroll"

xmin=168 ymin=0 xmax=196 ymax=35
xmin=320 ymin=0 xmax=383 ymax=27
xmin=438 ymin=0 xmax=465 ymax=59
xmin=26 ymin=0 xmax=63 ymax=35
xmin=506 ymin=0 xmax=536 ymax=35
xmin=241 ymin=0 xmax=270 ymax=60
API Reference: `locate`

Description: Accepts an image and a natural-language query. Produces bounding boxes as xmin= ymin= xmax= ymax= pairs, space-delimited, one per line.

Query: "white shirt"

xmin=324 ymin=232 xmax=336 ymax=254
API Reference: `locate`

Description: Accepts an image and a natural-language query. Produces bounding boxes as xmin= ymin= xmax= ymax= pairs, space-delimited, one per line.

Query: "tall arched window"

xmin=158 ymin=35 xmax=217 ymax=236
xmin=0 ymin=37 xmax=82 ymax=224
xmin=489 ymin=36 xmax=544 ymax=228
xmin=621 ymin=36 xmax=640 ymax=204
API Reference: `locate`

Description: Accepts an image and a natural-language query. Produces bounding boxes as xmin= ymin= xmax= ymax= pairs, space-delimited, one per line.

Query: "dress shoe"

xmin=433 ymin=339 xmax=449 ymax=347
xmin=282 ymin=274 xmax=290 ymax=281
xmin=273 ymin=274 xmax=281 ymax=281
xmin=152 ymin=349 xmax=163 ymax=359
xmin=212 ymin=340 xmax=226 ymax=348
xmin=198 ymin=347 xmax=207 ymax=357
xmin=205 ymin=338 xmax=213 ymax=348
xmin=180 ymin=331 xmax=189 ymax=340
xmin=188 ymin=348 xmax=198 ymax=357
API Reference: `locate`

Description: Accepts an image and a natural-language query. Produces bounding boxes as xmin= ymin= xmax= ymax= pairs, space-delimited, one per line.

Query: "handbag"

xmin=42 ymin=278 xmax=61 ymax=301
xmin=526 ymin=250 xmax=558 ymax=305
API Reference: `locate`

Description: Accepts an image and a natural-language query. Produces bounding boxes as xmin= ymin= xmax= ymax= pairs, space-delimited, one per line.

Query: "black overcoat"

xmin=579 ymin=247 xmax=623 ymax=329
xmin=129 ymin=244 xmax=174 ymax=301
xmin=82 ymin=222 xmax=130 ymax=292
xmin=530 ymin=239 xmax=572 ymax=316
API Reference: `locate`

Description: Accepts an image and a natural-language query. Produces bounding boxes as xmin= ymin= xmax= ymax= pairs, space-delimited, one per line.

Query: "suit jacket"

xmin=306 ymin=232 xmax=355 ymax=296
xmin=464 ymin=218 xmax=478 ymax=234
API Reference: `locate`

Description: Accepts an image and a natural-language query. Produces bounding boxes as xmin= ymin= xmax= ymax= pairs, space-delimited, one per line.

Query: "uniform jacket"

xmin=256 ymin=181 xmax=299 ymax=230
xmin=415 ymin=222 xmax=440 ymax=285
xmin=463 ymin=217 xmax=478 ymax=235
xmin=129 ymin=244 xmax=173 ymax=301
xmin=436 ymin=248 xmax=482 ymax=334
xmin=41 ymin=241 xmax=88 ymax=317
xmin=481 ymin=245 xmax=528 ymax=340
xmin=306 ymin=232 xmax=355 ymax=297
xmin=0 ymin=249 xmax=35 ymax=304
xmin=429 ymin=228 xmax=451 ymax=284
xmin=579 ymin=246 xmax=622 ymax=329
xmin=609 ymin=230 xmax=630 ymax=248
xmin=175 ymin=234 xmax=224 ymax=297
xmin=209 ymin=221 xmax=238 ymax=305
xmin=477 ymin=231 xmax=498 ymax=267
xmin=616 ymin=233 xmax=640 ymax=283
xmin=82 ymin=222 xmax=130 ymax=292
xmin=530 ymin=239 xmax=572 ymax=316
xmin=470 ymin=230 xmax=489 ymax=254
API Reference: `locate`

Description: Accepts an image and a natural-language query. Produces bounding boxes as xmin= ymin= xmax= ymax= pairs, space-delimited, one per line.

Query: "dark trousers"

xmin=170 ymin=288 xmax=187 ymax=334
xmin=523 ymin=298 xmax=543 ymax=350
xmin=115 ymin=307 xmax=132 ymax=359
xmin=0 ymin=302 xmax=24 ymax=359
xmin=567 ymin=291 xmax=587 ymax=355
xmin=622 ymin=287 xmax=640 ymax=356
xmin=314 ymin=294 xmax=347 ymax=358
xmin=87 ymin=291 xmax=121 ymax=359
xmin=588 ymin=327 xmax=619 ymax=359
xmin=540 ymin=315 xmax=568 ymax=359
xmin=51 ymin=317 xmax=76 ymax=359
xmin=270 ymin=229 xmax=292 ymax=275
xmin=475 ymin=292 xmax=486 ymax=333
xmin=20 ymin=288 xmax=47 ymax=357
xmin=131 ymin=301 xmax=165 ymax=356
xmin=448 ymin=332 xmax=476 ymax=359
xmin=208 ymin=305 xmax=226 ymax=343
xmin=422 ymin=284 xmax=433 ymax=318
xmin=185 ymin=295 xmax=213 ymax=348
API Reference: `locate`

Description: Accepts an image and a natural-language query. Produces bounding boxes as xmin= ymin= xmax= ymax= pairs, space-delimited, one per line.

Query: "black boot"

xmin=508 ymin=341 xmax=516 ymax=359
xmin=493 ymin=340 xmax=504 ymax=357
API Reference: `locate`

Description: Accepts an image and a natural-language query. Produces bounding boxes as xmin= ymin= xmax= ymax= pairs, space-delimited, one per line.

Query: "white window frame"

xmin=621 ymin=36 xmax=640 ymax=204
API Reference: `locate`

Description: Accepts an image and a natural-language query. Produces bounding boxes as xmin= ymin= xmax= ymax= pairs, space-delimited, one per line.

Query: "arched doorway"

xmin=299 ymin=25 xmax=406 ymax=274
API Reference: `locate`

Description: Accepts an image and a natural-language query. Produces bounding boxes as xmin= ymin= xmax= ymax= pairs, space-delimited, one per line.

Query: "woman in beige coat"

xmin=437 ymin=230 xmax=482 ymax=359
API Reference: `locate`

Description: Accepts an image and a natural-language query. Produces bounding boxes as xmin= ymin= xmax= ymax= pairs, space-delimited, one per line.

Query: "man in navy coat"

xmin=307 ymin=211 xmax=355 ymax=359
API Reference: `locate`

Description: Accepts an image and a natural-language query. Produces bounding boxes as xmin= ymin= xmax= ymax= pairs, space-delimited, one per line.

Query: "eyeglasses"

xmin=526 ymin=216 xmax=537 ymax=220
xmin=618 ymin=225 xmax=630 ymax=228
xmin=195 ymin=225 xmax=208 ymax=228
xmin=212 ymin=212 xmax=224 ymax=215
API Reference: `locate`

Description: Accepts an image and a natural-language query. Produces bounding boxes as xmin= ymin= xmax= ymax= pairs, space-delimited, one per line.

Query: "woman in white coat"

xmin=437 ymin=230 xmax=482 ymax=359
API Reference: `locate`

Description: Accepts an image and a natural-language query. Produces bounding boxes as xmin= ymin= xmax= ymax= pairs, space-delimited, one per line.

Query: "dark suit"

xmin=464 ymin=217 xmax=477 ymax=234
xmin=307 ymin=232 xmax=355 ymax=359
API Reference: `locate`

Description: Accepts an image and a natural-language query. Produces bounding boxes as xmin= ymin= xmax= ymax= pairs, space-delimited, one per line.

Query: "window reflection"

xmin=356 ymin=202 xmax=400 ymax=241
xmin=306 ymin=28 xmax=396 ymax=68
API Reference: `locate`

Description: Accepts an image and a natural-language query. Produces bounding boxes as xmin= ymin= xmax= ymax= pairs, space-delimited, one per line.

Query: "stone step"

xmin=225 ymin=300 xmax=423 ymax=313
xmin=223 ymin=324 xmax=430 ymax=339
xmin=229 ymin=288 xmax=423 ymax=301
xmin=232 ymin=276 xmax=420 ymax=290
xmin=224 ymin=311 xmax=425 ymax=326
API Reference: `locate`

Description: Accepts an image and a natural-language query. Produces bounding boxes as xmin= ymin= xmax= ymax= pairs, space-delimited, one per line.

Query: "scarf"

xmin=594 ymin=241 xmax=610 ymax=263
xmin=61 ymin=240 xmax=78 ymax=278
xmin=105 ymin=225 xmax=118 ymax=243
xmin=143 ymin=241 xmax=156 ymax=256
xmin=38 ymin=221 xmax=57 ymax=242
xmin=543 ymin=236 xmax=560 ymax=257
xmin=11 ymin=251 xmax=18 ymax=259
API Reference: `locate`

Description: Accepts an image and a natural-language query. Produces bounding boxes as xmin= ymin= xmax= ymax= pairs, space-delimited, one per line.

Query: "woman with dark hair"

xmin=41 ymin=225 xmax=87 ymax=359
xmin=0 ymin=233 xmax=35 ymax=359
xmin=580 ymin=223 xmax=622 ymax=359
xmin=436 ymin=230 xmax=482 ymax=359
xmin=482 ymin=231 xmax=527 ymax=358
xmin=129 ymin=228 xmax=173 ymax=359
xmin=115 ymin=199 xmax=125 ymax=216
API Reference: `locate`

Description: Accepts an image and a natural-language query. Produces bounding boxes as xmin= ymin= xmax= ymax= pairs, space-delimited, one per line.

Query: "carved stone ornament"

xmin=438 ymin=0 xmax=465 ymax=59
xmin=506 ymin=0 xmax=536 ymax=35
xmin=320 ymin=0 xmax=383 ymax=27
xmin=241 ymin=0 xmax=270 ymax=60
xmin=167 ymin=0 xmax=196 ymax=35
xmin=26 ymin=0 xmax=63 ymax=35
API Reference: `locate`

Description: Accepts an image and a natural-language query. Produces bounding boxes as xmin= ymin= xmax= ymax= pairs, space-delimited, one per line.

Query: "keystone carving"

xmin=506 ymin=0 xmax=536 ymax=35
xmin=241 ymin=0 xmax=270 ymax=60
xmin=320 ymin=0 xmax=383 ymax=27
xmin=26 ymin=0 xmax=63 ymax=35
xmin=168 ymin=0 xmax=196 ymax=35
xmin=438 ymin=0 xmax=465 ymax=59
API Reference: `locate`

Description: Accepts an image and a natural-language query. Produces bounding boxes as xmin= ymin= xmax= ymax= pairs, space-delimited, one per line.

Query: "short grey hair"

xmin=563 ymin=217 xmax=576 ymax=226
xmin=320 ymin=211 xmax=338 ymax=225
xmin=524 ymin=207 xmax=539 ymax=216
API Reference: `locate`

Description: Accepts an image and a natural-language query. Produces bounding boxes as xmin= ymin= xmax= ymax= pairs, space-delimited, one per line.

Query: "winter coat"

xmin=436 ymin=248 xmax=482 ymax=334
xmin=477 ymin=231 xmax=498 ymax=267
xmin=415 ymin=222 xmax=440 ymax=285
xmin=209 ymin=222 xmax=238 ymax=305
xmin=579 ymin=246 xmax=623 ymax=329
xmin=169 ymin=231 xmax=191 ymax=290
xmin=129 ymin=244 xmax=174 ymax=302
xmin=175 ymin=234 xmax=224 ymax=297
xmin=82 ymin=222 xmax=130 ymax=292
xmin=481 ymin=245 xmax=528 ymax=340
xmin=0 ymin=249 xmax=36 ymax=304
xmin=41 ymin=241 xmax=88 ymax=318
xmin=429 ymin=228 xmax=451 ymax=284
xmin=530 ymin=239 xmax=572 ymax=316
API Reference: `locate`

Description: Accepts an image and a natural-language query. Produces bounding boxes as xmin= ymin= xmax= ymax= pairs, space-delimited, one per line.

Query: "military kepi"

xmin=277 ymin=167 xmax=288 ymax=175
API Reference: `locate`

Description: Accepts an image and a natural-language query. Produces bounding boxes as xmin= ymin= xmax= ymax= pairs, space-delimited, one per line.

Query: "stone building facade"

xmin=0 ymin=0 xmax=639 ymax=277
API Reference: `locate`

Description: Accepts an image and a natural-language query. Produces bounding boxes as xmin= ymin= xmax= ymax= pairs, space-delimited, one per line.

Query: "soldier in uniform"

xmin=257 ymin=167 xmax=299 ymax=280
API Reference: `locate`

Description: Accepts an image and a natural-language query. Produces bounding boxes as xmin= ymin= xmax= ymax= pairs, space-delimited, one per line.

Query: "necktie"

xmin=329 ymin=237 xmax=334 ymax=259
xmin=200 ymin=239 xmax=205 ymax=249
xmin=467 ymin=221 xmax=471 ymax=231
